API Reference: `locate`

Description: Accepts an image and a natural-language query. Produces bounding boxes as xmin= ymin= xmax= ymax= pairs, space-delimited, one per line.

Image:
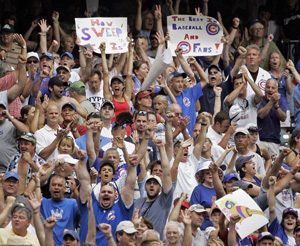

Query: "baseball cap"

xmin=61 ymin=52 xmax=74 ymax=60
xmin=283 ymin=207 xmax=298 ymax=219
xmin=173 ymin=197 xmax=190 ymax=209
xmin=145 ymin=175 xmax=162 ymax=187
xmin=27 ymin=52 xmax=40 ymax=61
xmin=40 ymin=52 xmax=54 ymax=60
xmin=69 ymin=80 xmax=85 ymax=91
xmin=100 ymin=100 xmax=115 ymax=111
xmin=257 ymin=232 xmax=275 ymax=242
xmin=62 ymin=102 xmax=76 ymax=111
xmin=247 ymin=123 xmax=259 ymax=132
xmin=234 ymin=128 xmax=249 ymax=138
xmin=235 ymin=155 xmax=254 ymax=172
xmin=99 ymin=159 xmax=115 ymax=173
xmin=232 ymin=180 xmax=253 ymax=190
xmin=223 ymin=173 xmax=239 ymax=183
xmin=110 ymin=75 xmax=124 ymax=84
xmin=63 ymin=229 xmax=79 ymax=241
xmin=56 ymin=65 xmax=71 ymax=73
xmin=1 ymin=24 xmax=14 ymax=34
xmin=116 ymin=220 xmax=137 ymax=234
xmin=248 ymin=19 xmax=264 ymax=28
xmin=48 ymin=76 xmax=68 ymax=87
xmin=135 ymin=90 xmax=152 ymax=101
xmin=18 ymin=132 xmax=36 ymax=144
xmin=189 ymin=204 xmax=207 ymax=213
xmin=208 ymin=64 xmax=221 ymax=73
xmin=196 ymin=161 xmax=211 ymax=174
xmin=229 ymin=104 xmax=242 ymax=122
xmin=57 ymin=154 xmax=78 ymax=165
xmin=167 ymin=71 xmax=187 ymax=82
xmin=4 ymin=171 xmax=19 ymax=181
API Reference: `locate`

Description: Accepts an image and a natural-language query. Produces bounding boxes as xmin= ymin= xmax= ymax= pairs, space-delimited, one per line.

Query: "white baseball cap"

xmin=57 ymin=154 xmax=78 ymax=165
xmin=27 ymin=52 xmax=40 ymax=61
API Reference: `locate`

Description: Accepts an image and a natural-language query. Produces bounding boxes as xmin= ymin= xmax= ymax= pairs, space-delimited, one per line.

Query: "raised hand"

xmin=99 ymin=42 xmax=106 ymax=53
xmin=229 ymin=214 xmax=241 ymax=225
xmin=28 ymin=192 xmax=42 ymax=211
xmin=195 ymin=7 xmax=202 ymax=16
xmin=44 ymin=216 xmax=57 ymax=230
xmin=113 ymin=136 xmax=125 ymax=149
xmin=175 ymin=47 xmax=183 ymax=57
xmin=13 ymin=34 xmax=26 ymax=47
xmin=155 ymin=31 xmax=165 ymax=45
xmin=181 ymin=138 xmax=193 ymax=148
xmin=132 ymin=208 xmax=141 ymax=225
xmin=181 ymin=209 xmax=192 ymax=225
xmin=31 ymin=19 xmax=39 ymax=29
xmin=237 ymin=46 xmax=247 ymax=58
xmin=187 ymin=57 xmax=197 ymax=65
xmin=213 ymin=86 xmax=222 ymax=97
xmin=154 ymin=5 xmax=162 ymax=20
xmin=52 ymin=11 xmax=60 ymax=23
xmin=77 ymin=149 xmax=87 ymax=161
xmin=267 ymin=34 xmax=274 ymax=43
xmin=128 ymin=154 xmax=139 ymax=167
xmin=38 ymin=19 xmax=51 ymax=33
xmin=268 ymin=176 xmax=276 ymax=187
xmin=6 ymin=196 xmax=16 ymax=206
xmin=98 ymin=223 xmax=112 ymax=237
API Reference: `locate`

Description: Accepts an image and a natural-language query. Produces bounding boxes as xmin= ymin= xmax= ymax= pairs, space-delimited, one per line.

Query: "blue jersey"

xmin=170 ymin=82 xmax=203 ymax=135
xmin=190 ymin=183 xmax=216 ymax=208
xmin=79 ymin=192 xmax=133 ymax=245
xmin=41 ymin=198 xmax=78 ymax=246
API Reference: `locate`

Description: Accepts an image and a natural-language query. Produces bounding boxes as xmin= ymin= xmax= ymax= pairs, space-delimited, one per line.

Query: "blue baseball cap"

xmin=40 ymin=52 xmax=54 ymax=60
xmin=61 ymin=52 xmax=74 ymax=60
xmin=223 ymin=173 xmax=239 ymax=183
xmin=4 ymin=171 xmax=19 ymax=181
xmin=63 ymin=229 xmax=79 ymax=241
xmin=167 ymin=71 xmax=187 ymax=82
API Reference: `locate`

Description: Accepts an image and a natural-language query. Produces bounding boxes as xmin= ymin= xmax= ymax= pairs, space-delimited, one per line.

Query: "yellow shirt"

xmin=0 ymin=227 xmax=40 ymax=246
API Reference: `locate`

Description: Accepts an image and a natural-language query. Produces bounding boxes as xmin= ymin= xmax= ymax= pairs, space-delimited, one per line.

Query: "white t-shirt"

xmin=171 ymin=154 xmax=199 ymax=201
xmin=207 ymin=126 xmax=223 ymax=146
xmin=224 ymin=150 xmax=266 ymax=176
xmin=230 ymin=94 xmax=258 ymax=128
xmin=69 ymin=70 xmax=81 ymax=83
xmin=85 ymin=87 xmax=105 ymax=111
xmin=34 ymin=125 xmax=77 ymax=161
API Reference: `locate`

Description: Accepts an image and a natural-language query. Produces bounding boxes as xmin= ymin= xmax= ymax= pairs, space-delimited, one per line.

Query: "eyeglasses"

xmin=27 ymin=60 xmax=39 ymax=64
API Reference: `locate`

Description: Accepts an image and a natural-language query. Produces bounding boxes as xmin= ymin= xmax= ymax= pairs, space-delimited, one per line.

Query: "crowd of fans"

xmin=0 ymin=0 xmax=300 ymax=245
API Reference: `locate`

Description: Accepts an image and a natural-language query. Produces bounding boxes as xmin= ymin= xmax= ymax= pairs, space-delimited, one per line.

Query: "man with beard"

xmin=78 ymin=153 xmax=139 ymax=245
xmin=168 ymin=71 xmax=203 ymax=135
xmin=257 ymin=79 xmax=287 ymax=156
xmin=134 ymin=139 xmax=173 ymax=239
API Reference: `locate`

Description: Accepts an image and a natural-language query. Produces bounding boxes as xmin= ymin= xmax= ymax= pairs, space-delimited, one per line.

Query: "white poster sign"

xmin=75 ymin=17 xmax=128 ymax=54
xmin=215 ymin=189 xmax=268 ymax=239
xmin=167 ymin=15 xmax=223 ymax=56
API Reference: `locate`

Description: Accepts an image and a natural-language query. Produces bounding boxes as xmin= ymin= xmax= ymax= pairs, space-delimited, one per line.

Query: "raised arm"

xmin=0 ymin=196 xmax=15 ymax=226
xmin=213 ymin=86 xmax=222 ymax=116
xmin=51 ymin=11 xmax=61 ymax=48
xmin=260 ymin=34 xmax=274 ymax=65
xmin=98 ymin=224 xmax=117 ymax=246
xmin=231 ymin=46 xmax=247 ymax=77
xmin=75 ymin=150 xmax=91 ymax=203
xmin=124 ymin=42 xmax=134 ymax=101
xmin=165 ymin=113 xmax=175 ymax=161
xmin=227 ymin=214 xmax=241 ymax=246
xmin=187 ymin=57 xmax=208 ymax=88
xmin=175 ymin=48 xmax=194 ymax=79
xmin=286 ymin=59 xmax=300 ymax=84
xmin=154 ymin=5 xmax=163 ymax=34
xmin=224 ymin=82 xmax=244 ymax=107
xmin=86 ymin=193 xmax=96 ymax=245
xmin=24 ymin=19 xmax=38 ymax=41
xmin=38 ymin=19 xmax=50 ymax=54
xmin=135 ymin=0 xmax=143 ymax=32
xmin=268 ymin=176 xmax=277 ymax=222
xmin=210 ymin=162 xmax=226 ymax=198
xmin=202 ymin=0 xmax=209 ymax=16
xmin=3 ymin=110 xmax=29 ymax=132
xmin=193 ymin=117 xmax=208 ymax=160
xmin=156 ymin=139 xmax=172 ymax=193
xmin=100 ymin=43 xmax=113 ymax=101
xmin=121 ymin=154 xmax=138 ymax=207
xmin=181 ymin=210 xmax=192 ymax=246
xmin=169 ymin=193 xmax=187 ymax=221
xmin=28 ymin=191 xmax=45 ymax=245
xmin=44 ymin=216 xmax=57 ymax=246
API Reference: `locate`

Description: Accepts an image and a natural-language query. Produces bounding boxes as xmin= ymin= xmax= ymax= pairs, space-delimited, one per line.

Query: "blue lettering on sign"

xmin=81 ymin=28 xmax=91 ymax=41
xmin=193 ymin=43 xmax=212 ymax=53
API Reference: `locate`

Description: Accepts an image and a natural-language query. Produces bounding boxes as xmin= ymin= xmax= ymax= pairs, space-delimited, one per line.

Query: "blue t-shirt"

xmin=76 ymin=134 xmax=111 ymax=151
xmin=294 ymin=85 xmax=300 ymax=128
xmin=268 ymin=217 xmax=288 ymax=245
xmin=40 ymin=198 xmax=78 ymax=246
xmin=79 ymin=191 xmax=133 ymax=245
xmin=170 ymin=82 xmax=203 ymax=135
xmin=190 ymin=183 xmax=216 ymax=208
xmin=257 ymin=96 xmax=288 ymax=144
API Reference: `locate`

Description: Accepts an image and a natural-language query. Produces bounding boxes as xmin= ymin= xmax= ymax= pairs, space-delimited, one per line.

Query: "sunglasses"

xmin=137 ymin=111 xmax=148 ymax=116
xmin=27 ymin=59 xmax=39 ymax=64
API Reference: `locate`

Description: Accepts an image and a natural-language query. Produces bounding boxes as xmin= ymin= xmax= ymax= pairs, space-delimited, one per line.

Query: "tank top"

xmin=112 ymin=97 xmax=131 ymax=136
